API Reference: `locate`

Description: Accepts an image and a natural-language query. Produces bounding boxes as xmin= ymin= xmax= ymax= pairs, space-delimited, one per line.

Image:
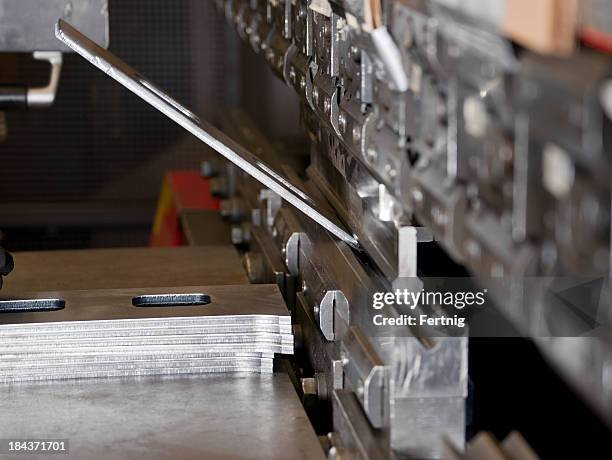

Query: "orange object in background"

xmin=150 ymin=171 xmax=220 ymax=247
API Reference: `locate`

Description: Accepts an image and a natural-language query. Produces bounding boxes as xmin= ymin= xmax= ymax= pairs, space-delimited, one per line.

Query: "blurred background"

xmin=0 ymin=0 xmax=300 ymax=251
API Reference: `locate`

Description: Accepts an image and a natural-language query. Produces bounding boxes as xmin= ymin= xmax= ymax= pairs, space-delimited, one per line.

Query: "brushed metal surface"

xmin=0 ymin=0 xmax=108 ymax=52
xmin=0 ymin=285 xmax=293 ymax=381
xmin=0 ymin=323 xmax=292 ymax=339
xmin=2 ymin=246 xmax=248 ymax=293
xmin=0 ymin=372 xmax=326 ymax=459
xmin=0 ymin=358 xmax=275 ymax=384
xmin=0 ymin=284 xmax=289 ymax=325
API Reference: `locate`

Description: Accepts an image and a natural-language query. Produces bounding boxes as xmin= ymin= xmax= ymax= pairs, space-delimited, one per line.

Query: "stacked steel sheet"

xmin=0 ymin=285 xmax=293 ymax=382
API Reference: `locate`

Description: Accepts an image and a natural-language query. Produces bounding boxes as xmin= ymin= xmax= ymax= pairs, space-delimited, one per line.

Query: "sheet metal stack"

xmin=0 ymin=285 xmax=293 ymax=383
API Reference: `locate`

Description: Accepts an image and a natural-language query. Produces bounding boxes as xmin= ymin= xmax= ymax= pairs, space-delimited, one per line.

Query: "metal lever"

xmin=55 ymin=19 xmax=359 ymax=249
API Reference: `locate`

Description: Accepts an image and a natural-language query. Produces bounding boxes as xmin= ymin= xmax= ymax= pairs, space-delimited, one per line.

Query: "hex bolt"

xmin=301 ymin=377 xmax=318 ymax=395
xmin=300 ymin=373 xmax=328 ymax=400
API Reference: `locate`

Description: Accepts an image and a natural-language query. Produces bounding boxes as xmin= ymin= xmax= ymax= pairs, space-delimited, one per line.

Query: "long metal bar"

xmin=55 ymin=19 xmax=359 ymax=249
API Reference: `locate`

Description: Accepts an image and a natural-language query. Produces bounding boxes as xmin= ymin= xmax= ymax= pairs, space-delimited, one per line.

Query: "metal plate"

xmin=0 ymin=319 xmax=292 ymax=336
xmin=0 ymin=0 xmax=108 ymax=52
xmin=0 ymin=351 xmax=274 ymax=366
xmin=0 ymin=343 xmax=293 ymax=357
xmin=0 ymin=358 xmax=275 ymax=384
xmin=2 ymin=246 xmax=249 ymax=293
xmin=0 ymin=285 xmax=293 ymax=382
xmin=0 ymin=285 xmax=290 ymax=325
xmin=0 ymin=373 xmax=326 ymax=459
xmin=0 ymin=334 xmax=294 ymax=352
xmin=55 ymin=19 xmax=359 ymax=249
xmin=0 ymin=331 xmax=294 ymax=345
xmin=0 ymin=323 xmax=292 ymax=339
xmin=0 ymin=369 xmax=274 ymax=384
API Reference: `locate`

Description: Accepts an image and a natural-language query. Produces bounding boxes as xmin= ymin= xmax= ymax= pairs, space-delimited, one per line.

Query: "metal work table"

xmin=0 ymin=372 xmax=325 ymax=460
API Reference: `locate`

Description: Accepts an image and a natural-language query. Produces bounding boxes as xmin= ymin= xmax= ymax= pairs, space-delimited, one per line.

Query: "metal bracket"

xmin=342 ymin=327 xmax=388 ymax=428
xmin=259 ymin=189 xmax=283 ymax=229
xmin=27 ymin=51 xmax=63 ymax=108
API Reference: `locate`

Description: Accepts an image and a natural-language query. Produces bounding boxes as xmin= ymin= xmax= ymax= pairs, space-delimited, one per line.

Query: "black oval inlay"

xmin=132 ymin=293 xmax=211 ymax=307
xmin=0 ymin=298 xmax=66 ymax=313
